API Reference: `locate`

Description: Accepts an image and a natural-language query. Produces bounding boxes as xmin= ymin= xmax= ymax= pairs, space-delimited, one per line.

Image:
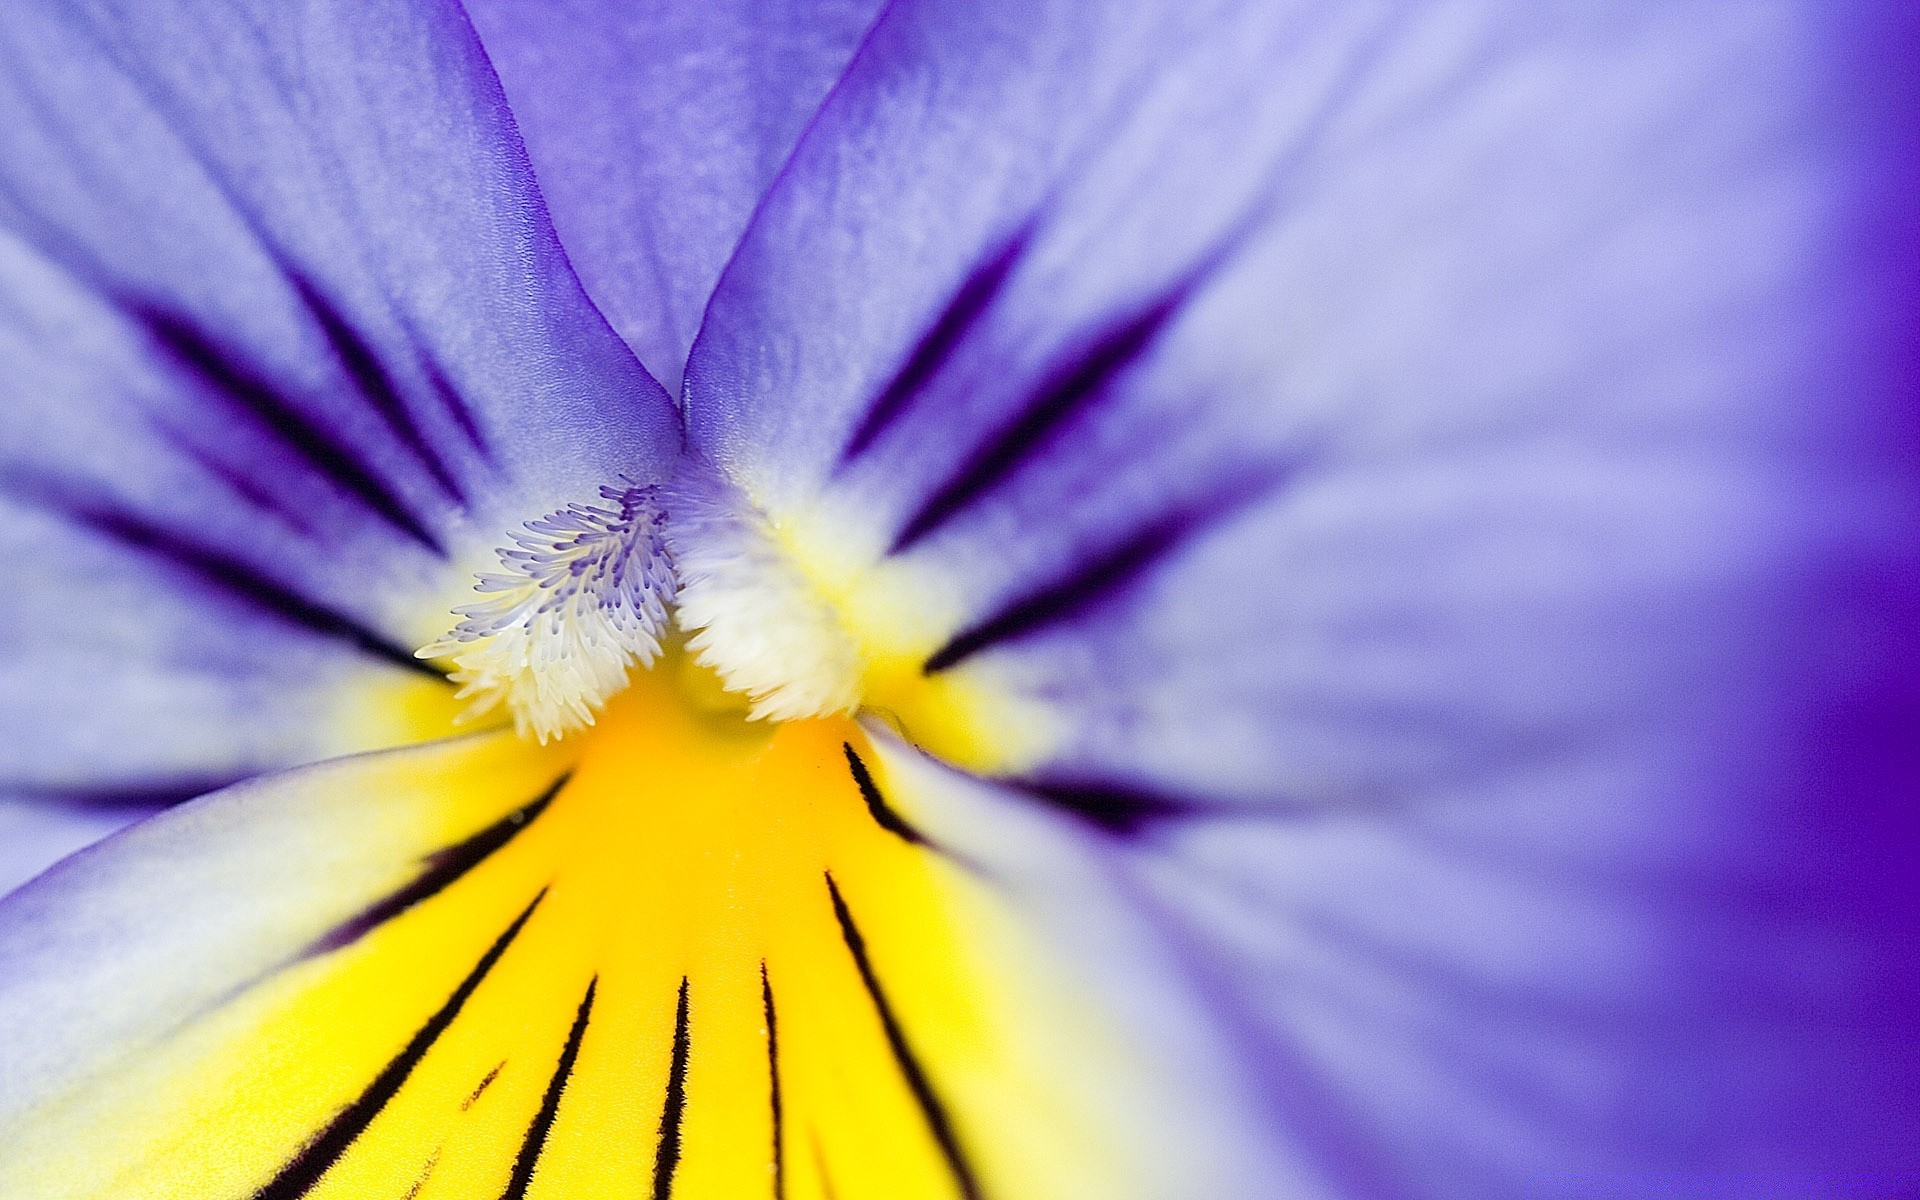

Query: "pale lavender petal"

xmin=688 ymin=1 xmax=1920 ymax=1189
xmin=462 ymin=0 xmax=885 ymax=393
xmin=0 ymin=0 xmax=680 ymax=800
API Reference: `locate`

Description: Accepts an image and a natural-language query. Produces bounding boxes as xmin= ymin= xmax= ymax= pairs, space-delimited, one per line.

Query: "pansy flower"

xmin=1 ymin=2 xmax=1915 ymax=1197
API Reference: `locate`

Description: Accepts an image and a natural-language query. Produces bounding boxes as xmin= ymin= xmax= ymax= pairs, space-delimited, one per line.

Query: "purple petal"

xmin=688 ymin=0 xmax=1920 ymax=1186
xmin=462 ymin=0 xmax=885 ymax=394
xmin=0 ymin=0 xmax=680 ymax=798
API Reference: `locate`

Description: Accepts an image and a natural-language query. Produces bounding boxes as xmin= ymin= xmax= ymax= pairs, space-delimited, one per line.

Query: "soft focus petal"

xmin=0 ymin=0 xmax=680 ymax=805
xmin=881 ymin=726 xmax=1920 ymax=1196
xmin=0 ymin=801 xmax=154 ymax=899
xmin=462 ymin=0 xmax=885 ymax=393
xmin=686 ymin=0 xmax=1920 ymax=1188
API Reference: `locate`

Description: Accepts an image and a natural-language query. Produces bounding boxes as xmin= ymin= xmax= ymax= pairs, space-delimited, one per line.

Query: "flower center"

xmin=421 ymin=468 xmax=866 ymax=743
xmin=418 ymin=485 xmax=677 ymax=743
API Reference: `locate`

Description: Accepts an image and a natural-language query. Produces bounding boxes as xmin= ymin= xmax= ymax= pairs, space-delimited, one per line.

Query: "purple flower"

xmin=0 ymin=2 xmax=1915 ymax=1196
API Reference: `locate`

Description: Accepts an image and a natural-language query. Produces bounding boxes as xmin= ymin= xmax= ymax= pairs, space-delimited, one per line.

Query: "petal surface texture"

xmin=0 ymin=801 xmax=153 ymax=898
xmin=461 ymin=0 xmax=886 ymax=394
xmin=0 ymin=664 xmax=1180 ymax=1200
xmin=683 ymin=0 xmax=1920 ymax=1191
xmin=0 ymin=0 xmax=680 ymax=808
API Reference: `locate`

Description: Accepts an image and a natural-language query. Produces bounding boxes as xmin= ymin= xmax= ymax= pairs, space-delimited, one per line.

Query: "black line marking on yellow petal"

xmin=253 ymin=890 xmax=547 ymax=1200
xmin=825 ymin=874 xmax=983 ymax=1200
xmin=463 ymin=1061 xmax=506 ymax=1111
xmin=762 ymin=963 xmax=785 ymax=1200
xmin=504 ymin=977 xmax=598 ymax=1200
xmin=306 ymin=773 xmax=570 ymax=958
xmin=652 ymin=977 xmax=693 ymax=1200
xmin=843 ymin=743 xmax=928 ymax=847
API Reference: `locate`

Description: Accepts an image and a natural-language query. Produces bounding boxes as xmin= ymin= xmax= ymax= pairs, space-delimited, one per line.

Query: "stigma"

xmin=418 ymin=484 xmax=676 ymax=743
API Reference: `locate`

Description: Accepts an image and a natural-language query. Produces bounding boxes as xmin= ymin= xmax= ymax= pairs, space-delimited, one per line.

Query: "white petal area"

xmin=663 ymin=463 xmax=865 ymax=722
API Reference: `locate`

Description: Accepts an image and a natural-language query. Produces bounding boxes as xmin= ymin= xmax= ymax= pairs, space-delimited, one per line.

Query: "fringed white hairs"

xmin=418 ymin=484 xmax=677 ymax=742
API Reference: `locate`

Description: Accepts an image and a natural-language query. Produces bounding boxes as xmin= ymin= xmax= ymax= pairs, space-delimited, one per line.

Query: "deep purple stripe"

xmin=305 ymin=773 xmax=569 ymax=958
xmin=504 ymin=978 xmax=598 ymax=1200
xmin=157 ymin=424 xmax=320 ymax=538
xmin=825 ymin=874 xmax=983 ymax=1200
xmin=252 ymin=891 xmax=547 ymax=1200
xmin=890 ymin=286 xmax=1190 ymax=554
xmin=6 ymin=474 xmax=442 ymax=678
xmin=1003 ymin=777 xmax=1196 ymax=835
xmin=922 ymin=516 xmax=1187 ymax=675
xmin=127 ymin=300 xmax=446 ymax=555
xmin=8 ymin=776 xmax=252 ymax=811
xmin=287 ymin=274 xmax=468 ymax=506
xmin=841 ymin=226 xmax=1032 ymax=463
xmin=423 ymin=360 xmax=494 ymax=464
xmin=922 ymin=468 xmax=1286 ymax=675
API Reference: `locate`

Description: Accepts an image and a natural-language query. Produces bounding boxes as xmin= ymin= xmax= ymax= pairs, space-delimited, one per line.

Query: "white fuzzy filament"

xmin=662 ymin=466 xmax=864 ymax=722
xmin=419 ymin=485 xmax=676 ymax=742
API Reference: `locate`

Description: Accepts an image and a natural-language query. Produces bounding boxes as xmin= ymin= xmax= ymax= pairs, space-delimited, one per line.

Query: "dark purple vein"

xmin=287 ymin=273 xmax=466 ymax=506
xmin=842 ymin=227 xmax=1032 ymax=463
xmin=127 ymin=299 xmax=445 ymax=555
xmin=1004 ymin=777 xmax=1196 ymax=835
xmin=11 ymin=477 xmax=440 ymax=678
xmin=922 ymin=517 xmax=1188 ymax=675
xmin=890 ymin=286 xmax=1190 ymax=554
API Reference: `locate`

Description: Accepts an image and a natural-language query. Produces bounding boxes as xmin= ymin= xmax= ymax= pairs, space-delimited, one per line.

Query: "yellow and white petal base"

xmin=0 ymin=656 xmax=1158 ymax=1200
xmin=660 ymin=465 xmax=1063 ymax=776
